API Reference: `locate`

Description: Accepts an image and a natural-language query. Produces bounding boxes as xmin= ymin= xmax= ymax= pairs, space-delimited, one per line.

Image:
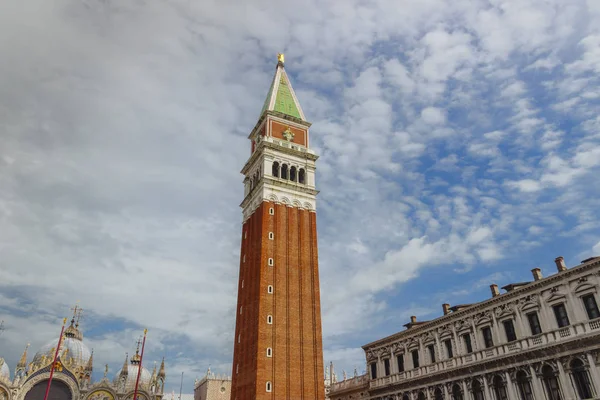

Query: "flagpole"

xmin=179 ymin=371 xmax=184 ymax=400
xmin=43 ymin=317 xmax=67 ymax=400
xmin=133 ymin=329 xmax=147 ymax=400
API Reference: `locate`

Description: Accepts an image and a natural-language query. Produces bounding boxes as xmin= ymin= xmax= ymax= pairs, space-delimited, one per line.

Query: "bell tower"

xmin=231 ymin=54 xmax=325 ymax=400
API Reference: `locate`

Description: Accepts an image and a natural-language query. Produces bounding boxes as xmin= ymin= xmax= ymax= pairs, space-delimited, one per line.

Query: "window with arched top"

xmin=299 ymin=168 xmax=306 ymax=184
xmin=402 ymin=395 xmax=410 ymax=400
xmin=472 ymin=379 xmax=484 ymax=400
xmin=571 ymin=359 xmax=593 ymax=399
xmin=516 ymin=370 xmax=533 ymax=400
xmin=452 ymin=384 xmax=463 ymax=400
xmin=542 ymin=365 xmax=562 ymax=400
xmin=281 ymin=164 xmax=288 ymax=180
xmin=272 ymin=162 xmax=280 ymax=178
xmin=493 ymin=375 xmax=508 ymax=400
xmin=290 ymin=166 xmax=297 ymax=182
xmin=266 ymin=381 xmax=272 ymax=392
xmin=418 ymin=391 xmax=425 ymax=400
xmin=434 ymin=388 xmax=443 ymax=400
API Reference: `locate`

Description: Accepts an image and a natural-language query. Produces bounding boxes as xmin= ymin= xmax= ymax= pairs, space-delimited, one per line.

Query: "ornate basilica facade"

xmin=329 ymin=255 xmax=600 ymax=400
xmin=0 ymin=314 xmax=166 ymax=400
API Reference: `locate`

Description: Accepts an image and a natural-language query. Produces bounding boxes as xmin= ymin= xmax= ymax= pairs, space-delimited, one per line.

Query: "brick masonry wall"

xmin=231 ymin=202 xmax=325 ymax=400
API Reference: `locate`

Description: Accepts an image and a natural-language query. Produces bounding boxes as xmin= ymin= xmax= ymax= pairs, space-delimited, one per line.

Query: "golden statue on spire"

xmin=277 ymin=53 xmax=285 ymax=64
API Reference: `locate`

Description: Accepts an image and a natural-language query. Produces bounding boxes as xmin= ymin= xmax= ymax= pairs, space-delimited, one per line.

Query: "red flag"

xmin=43 ymin=318 xmax=68 ymax=400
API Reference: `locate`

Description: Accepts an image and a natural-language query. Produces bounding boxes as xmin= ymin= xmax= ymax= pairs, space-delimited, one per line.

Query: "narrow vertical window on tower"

xmin=268 ymin=232 xmax=274 ymax=240
xmin=272 ymin=162 xmax=280 ymax=178
xmin=268 ymin=258 xmax=274 ymax=266
xmin=281 ymin=164 xmax=288 ymax=179
xmin=266 ymin=382 xmax=272 ymax=392
xmin=243 ymin=255 xmax=245 ymax=263
xmin=267 ymin=285 xmax=273 ymax=294
xmin=241 ymin=280 xmax=244 ymax=288
xmin=239 ymin=306 xmax=242 ymax=315
xmin=269 ymin=207 xmax=274 ymax=215
xmin=267 ymin=315 xmax=273 ymax=324
xmin=290 ymin=166 xmax=297 ymax=182
xmin=244 ymin=231 xmax=247 ymax=239
xmin=299 ymin=168 xmax=306 ymax=184
xmin=266 ymin=348 xmax=272 ymax=357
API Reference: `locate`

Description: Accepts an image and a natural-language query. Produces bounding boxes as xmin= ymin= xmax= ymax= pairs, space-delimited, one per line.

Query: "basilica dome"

xmin=0 ymin=359 xmax=10 ymax=379
xmin=113 ymin=362 xmax=153 ymax=391
xmin=32 ymin=319 xmax=91 ymax=370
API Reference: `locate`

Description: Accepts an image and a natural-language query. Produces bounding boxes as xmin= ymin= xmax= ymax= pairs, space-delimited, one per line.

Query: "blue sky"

xmin=1 ymin=0 xmax=600 ymax=395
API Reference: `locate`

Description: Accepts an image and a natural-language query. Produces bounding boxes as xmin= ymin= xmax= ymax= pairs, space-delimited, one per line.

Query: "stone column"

xmin=462 ymin=380 xmax=469 ymax=400
xmin=482 ymin=376 xmax=493 ymax=400
xmin=556 ymin=361 xmax=576 ymax=400
xmin=505 ymin=371 xmax=519 ymax=400
xmin=444 ymin=384 xmax=450 ymax=400
xmin=528 ymin=365 xmax=544 ymax=400
xmin=586 ymin=353 xmax=600 ymax=397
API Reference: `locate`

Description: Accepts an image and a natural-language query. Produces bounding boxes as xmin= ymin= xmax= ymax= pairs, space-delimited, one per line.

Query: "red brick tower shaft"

xmin=231 ymin=54 xmax=325 ymax=400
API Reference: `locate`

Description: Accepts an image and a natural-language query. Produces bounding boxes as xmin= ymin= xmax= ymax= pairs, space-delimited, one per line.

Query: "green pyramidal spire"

xmin=260 ymin=53 xmax=306 ymax=121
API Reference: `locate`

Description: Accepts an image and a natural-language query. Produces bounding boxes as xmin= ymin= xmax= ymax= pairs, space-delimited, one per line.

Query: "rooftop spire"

xmin=17 ymin=343 xmax=30 ymax=368
xmin=158 ymin=357 xmax=165 ymax=378
xmin=259 ymin=53 xmax=306 ymax=121
xmin=85 ymin=349 xmax=94 ymax=372
xmin=121 ymin=353 xmax=129 ymax=376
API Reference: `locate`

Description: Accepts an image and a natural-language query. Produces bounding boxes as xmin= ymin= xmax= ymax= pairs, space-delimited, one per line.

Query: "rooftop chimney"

xmin=490 ymin=284 xmax=500 ymax=297
xmin=555 ymin=256 xmax=567 ymax=272
xmin=410 ymin=316 xmax=417 ymax=324
xmin=531 ymin=268 xmax=542 ymax=281
xmin=442 ymin=303 xmax=450 ymax=315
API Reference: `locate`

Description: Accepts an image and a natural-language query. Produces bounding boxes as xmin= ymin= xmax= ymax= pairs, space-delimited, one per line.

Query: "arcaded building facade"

xmin=329 ymin=255 xmax=600 ymax=400
xmin=230 ymin=54 xmax=325 ymax=400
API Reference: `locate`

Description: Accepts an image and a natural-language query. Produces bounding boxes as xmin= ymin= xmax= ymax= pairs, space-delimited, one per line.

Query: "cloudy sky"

xmin=1 ymin=0 xmax=600 ymax=394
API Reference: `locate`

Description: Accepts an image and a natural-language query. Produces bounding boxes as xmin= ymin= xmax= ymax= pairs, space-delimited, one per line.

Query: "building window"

xmin=516 ymin=370 xmax=533 ymax=400
xmin=268 ymin=232 xmax=274 ymax=240
xmin=267 ymin=315 xmax=273 ymax=324
xmin=243 ymin=255 xmax=245 ymax=263
xmin=241 ymin=280 xmax=244 ymax=288
xmin=370 ymin=363 xmax=377 ymax=379
xmin=290 ymin=166 xmax=297 ymax=182
xmin=281 ymin=164 xmax=288 ymax=180
xmin=266 ymin=348 xmax=272 ymax=357
xmin=493 ymin=375 xmax=508 ymax=400
xmin=418 ymin=392 xmax=425 ymax=400
xmin=472 ymin=379 xmax=484 ymax=400
xmin=553 ymin=303 xmax=570 ymax=328
xmin=452 ymin=384 xmax=463 ymax=400
xmin=434 ymin=388 xmax=444 ymax=400
xmin=267 ymin=285 xmax=273 ymax=294
xmin=269 ymin=207 xmax=275 ymax=215
xmin=411 ymin=350 xmax=420 ymax=368
xmin=482 ymin=326 xmax=494 ymax=348
xmin=444 ymin=339 xmax=453 ymax=358
xmin=463 ymin=333 xmax=473 ymax=353
xmin=238 ymin=334 xmax=240 ymax=343
xmin=571 ymin=359 xmax=593 ymax=399
xmin=236 ymin=364 xmax=239 ymax=374
xmin=582 ymin=294 xmax=600 ymax=320
xmin=239 ymin=306 xmax=243 ymax=315
xmin=527 ymin=312 xmax=542 ymax=335
xmin=268 ymin=258 xmax=274 ymax=266
xmin=272 ymin=162 xmax=280 ymax=178
xmin=542 ymin=365 xmax=562 ymax=400
xmin=428 ymin=344 xmax=436 ymax=363
xmin=266 ymin=381 xmax=272 ymax=392
xmin=503 ymin=319 xmax=517 ymax=342
xmin=403 ymin=395 xmax=410 ymax=400
xmin=383 ymin=358 xmax=390 ymax=376
xmin=396 ymin=354 xmax=404 ymax=372
xmin=244 ymin=231 xmax=247 ymax=239
xmin=299 ymin=168 xmax=306 ymax=184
